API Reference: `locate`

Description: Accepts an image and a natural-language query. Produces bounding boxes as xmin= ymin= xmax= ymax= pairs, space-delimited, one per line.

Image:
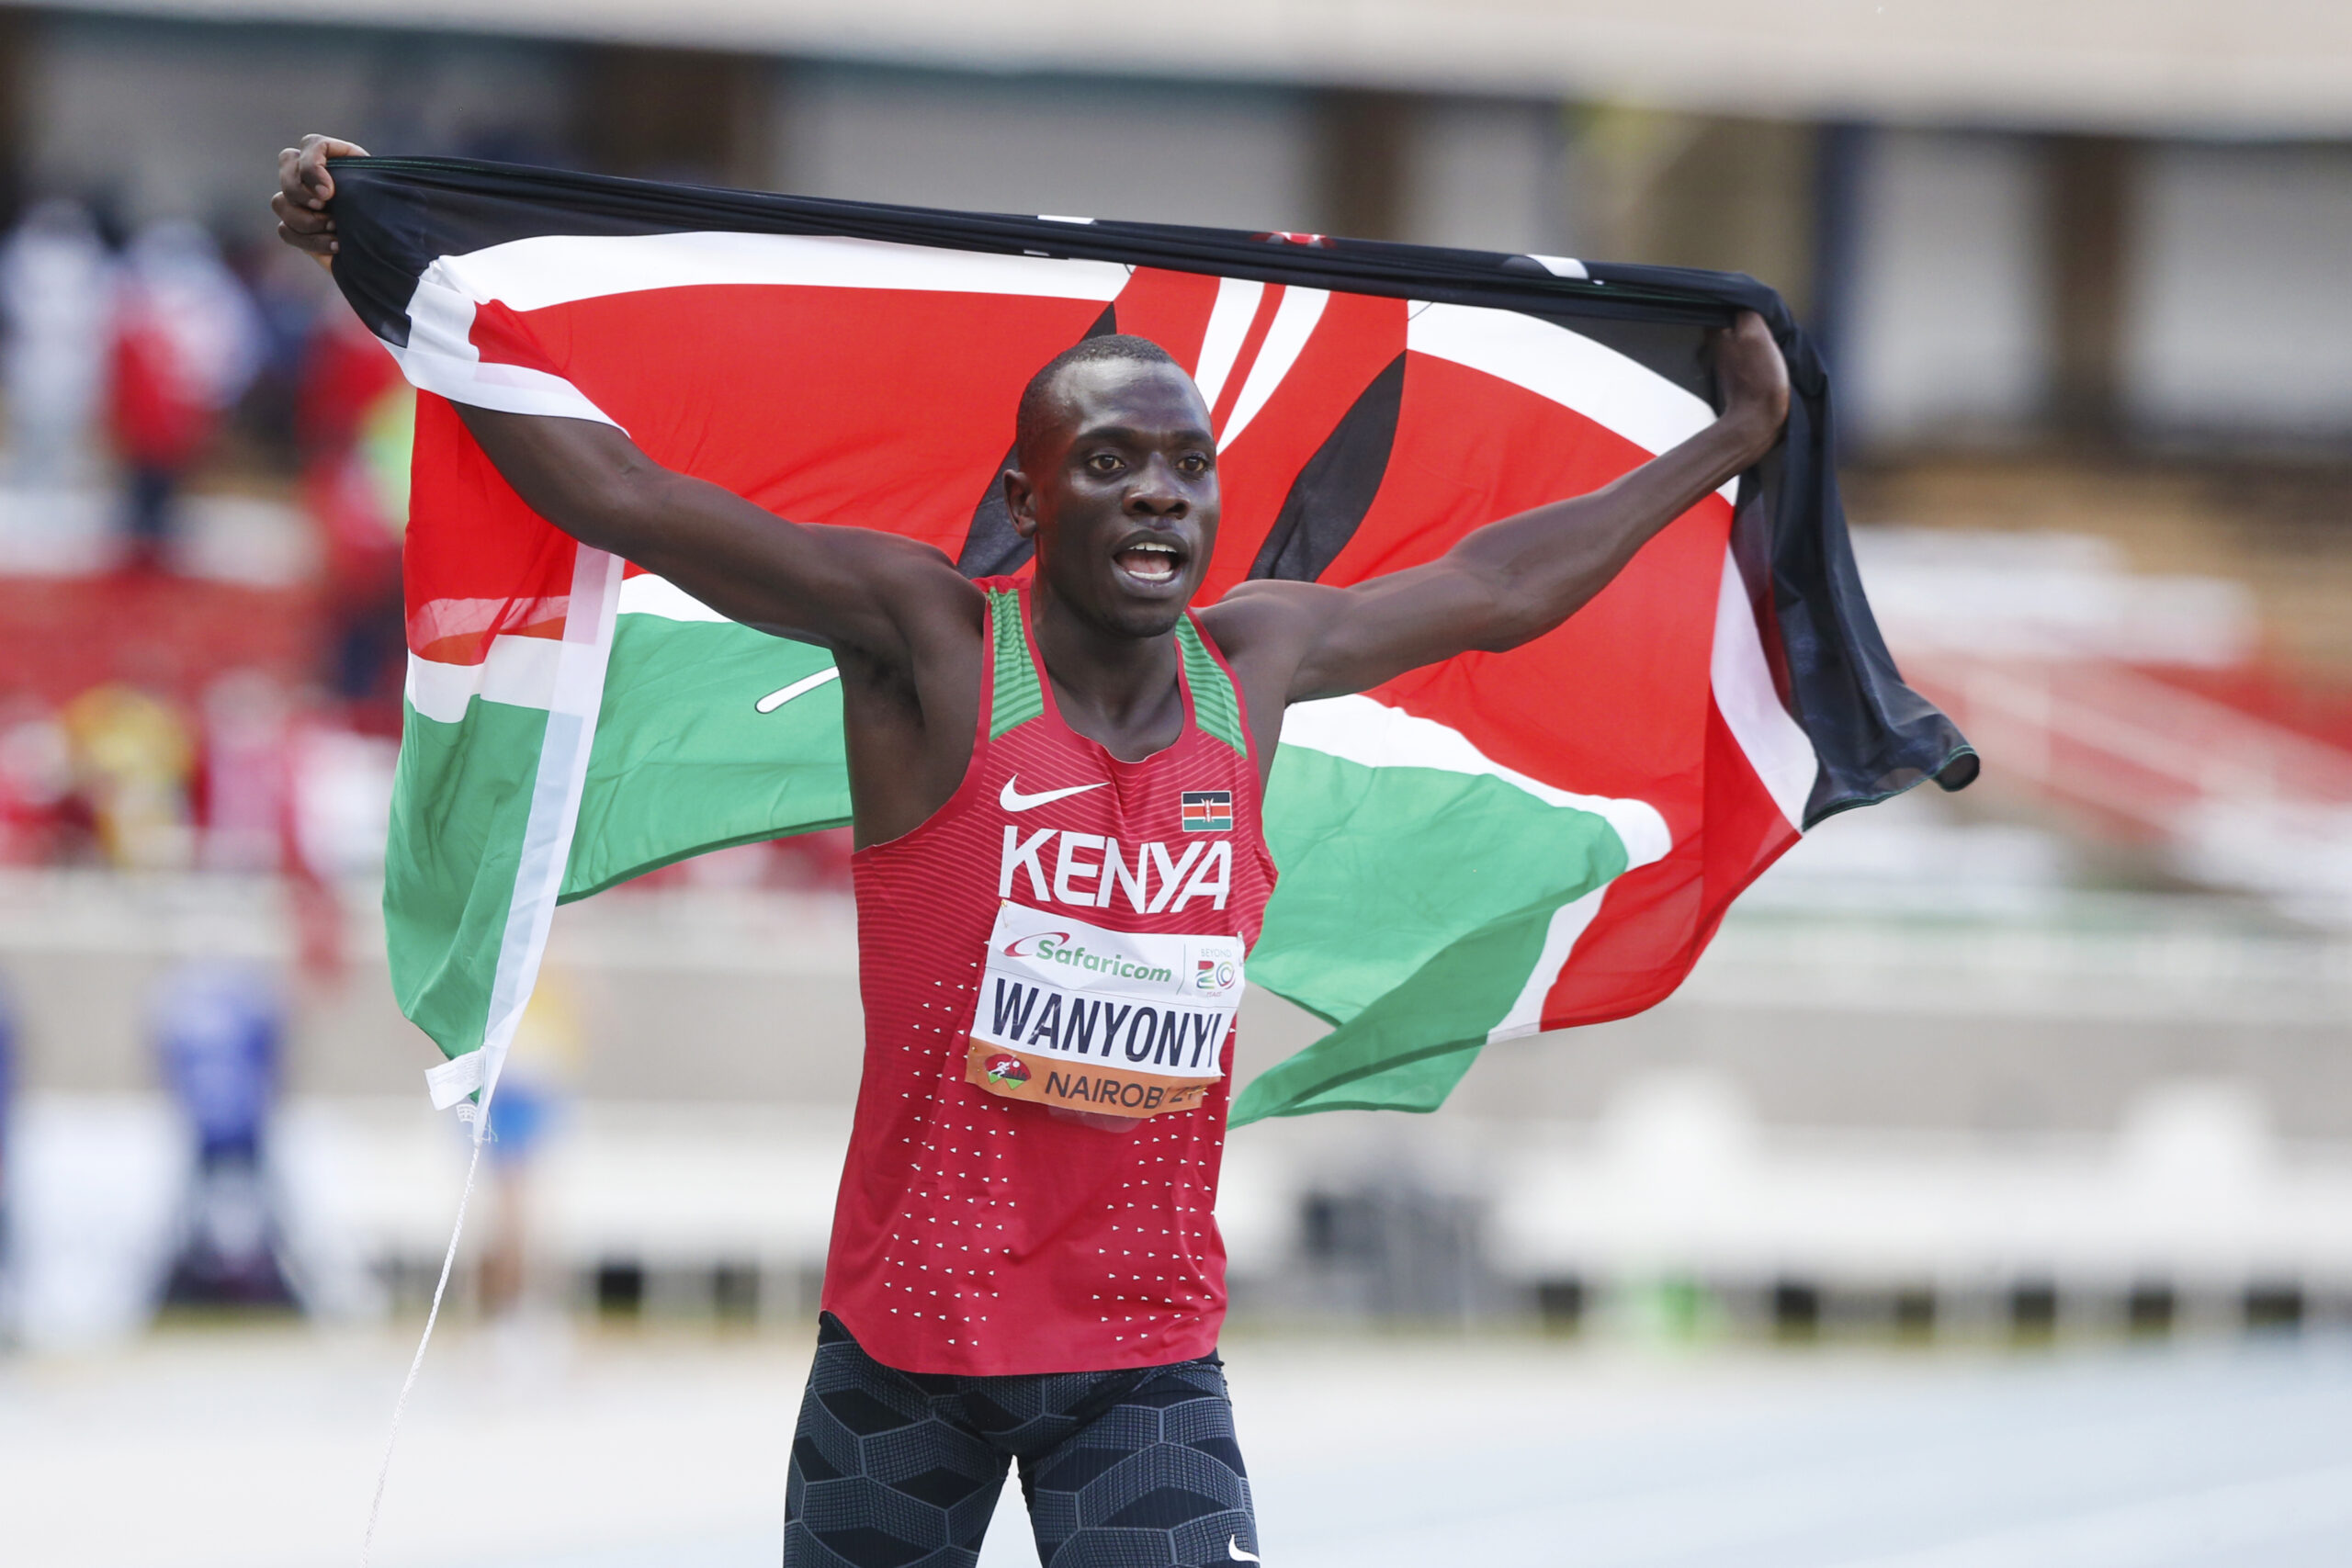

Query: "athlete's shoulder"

xmin=1195 ymin=578 xmax=1340 ymax=663
xmin=811 ymin=523 xmax=968 ymax=580
xmin=850 ymin=531 xmax=986 ymax=628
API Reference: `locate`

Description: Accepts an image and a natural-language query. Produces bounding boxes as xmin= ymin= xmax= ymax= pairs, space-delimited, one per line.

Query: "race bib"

xmin=965 ymin=901 xmax=1244 ymax=1119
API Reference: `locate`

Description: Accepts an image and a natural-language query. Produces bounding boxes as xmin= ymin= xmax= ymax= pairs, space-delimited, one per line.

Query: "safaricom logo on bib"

xmin=1000 ymin=827 xmax=1234 ymax=913
xmin=1003 ymin=929 xmax=1177 ymax=984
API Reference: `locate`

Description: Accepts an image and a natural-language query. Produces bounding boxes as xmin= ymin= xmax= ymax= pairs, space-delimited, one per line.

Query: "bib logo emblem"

xmin=982 ymin=1053 xmax=1031 ymax=1089
xmin=1195 ymin=957 xmax=1238 ymax=991
xmin=1182 ymin=790 xmax=1233 ymax=832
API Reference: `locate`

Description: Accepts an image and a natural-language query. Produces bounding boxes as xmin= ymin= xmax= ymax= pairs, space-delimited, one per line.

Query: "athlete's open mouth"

xmin=1112 ymin=537 xmax=1186 ymax=588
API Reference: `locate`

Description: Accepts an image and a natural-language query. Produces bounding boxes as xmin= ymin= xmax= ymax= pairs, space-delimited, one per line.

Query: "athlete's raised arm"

xmin=1202 ymin=311 xmax=1790 ymax=705
xmin=273 ymin=134 xmax=977 ymax=669
xmin=450 ymin=406 xmax=977 ymax=664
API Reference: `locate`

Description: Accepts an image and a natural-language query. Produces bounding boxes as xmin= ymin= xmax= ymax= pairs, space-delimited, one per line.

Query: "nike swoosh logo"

xmin=1000 ymin=777 xmax=1107 ymax=812
xmin=1228 ymin=1539 xmax=1261 ymax=1563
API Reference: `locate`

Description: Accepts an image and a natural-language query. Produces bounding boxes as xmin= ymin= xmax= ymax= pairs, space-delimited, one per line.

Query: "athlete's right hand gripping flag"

xmin=325 ymin=157 xmax=1974 ymax=1124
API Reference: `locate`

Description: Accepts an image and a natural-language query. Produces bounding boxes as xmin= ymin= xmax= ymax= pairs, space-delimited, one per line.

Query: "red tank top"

xmin=824 ymin=580 xmax=1276 ymax=1375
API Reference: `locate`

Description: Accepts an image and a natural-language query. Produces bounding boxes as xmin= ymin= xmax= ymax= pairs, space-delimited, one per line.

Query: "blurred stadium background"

xmin=0 ymin=3 xmax=2349 ymax=1564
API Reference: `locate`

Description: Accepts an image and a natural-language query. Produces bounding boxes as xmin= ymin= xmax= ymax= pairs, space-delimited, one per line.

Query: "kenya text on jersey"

xmin=998 ymin=827 xmax=1234 ymax=913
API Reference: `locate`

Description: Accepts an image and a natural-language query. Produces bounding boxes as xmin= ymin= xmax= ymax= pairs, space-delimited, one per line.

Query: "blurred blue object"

xmin=0 ymin=972 xmax=15 ymax=1308
xmin=153 ymin=961 xmax=295 ymax=1309
xmin=486 ymin=1075 xmax=559 ymax=1166
xmin=154 ymin=960 xmax=278 ymax=1161
xmin=0 ymin=969 xmax=15 ymax=1136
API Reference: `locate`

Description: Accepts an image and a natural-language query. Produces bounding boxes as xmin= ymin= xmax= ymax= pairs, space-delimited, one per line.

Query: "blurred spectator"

xmin=772 ymin=826 xmax=854 ymax=890
xmin=197 ymin=670 xmax=290 ymax=875
xmin=0 ymin=701 xmax=76 ymax=864
xmin=481 ymin=970 xmax=582 ymax=1322
xmin=60 ymin=682 xmax=195 ymax=870
xmin=283 ymin=716 xmax=398 ymax=981
xmin=107 ymin=221 xmax=263 ymax=572
xmin=287 ymin=720 xmax=395 ymax=881
xmin=618 ymin=828 xmax=858 ymax=895
xmin=235 ymin=239 xmax=336 ymax=471
xmin=299 ymin=305 xmax=412 ymax=720
xmin=153 ymin=960 xmax=295 ymax=1309
xmin=0 ymin=199 xmax=112 ymax=490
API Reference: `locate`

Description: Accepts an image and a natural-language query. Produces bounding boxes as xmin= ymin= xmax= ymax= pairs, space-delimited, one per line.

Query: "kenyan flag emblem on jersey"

xmin=1182 ymin=791 xmax=1234 ymax=832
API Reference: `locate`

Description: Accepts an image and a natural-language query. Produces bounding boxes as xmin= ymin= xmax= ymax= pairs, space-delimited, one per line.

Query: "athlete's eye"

xmin=1177 ymin=453 xmax=1210 ymax=474
xmin=1086 ymin=453 xmax=1123 ymax=475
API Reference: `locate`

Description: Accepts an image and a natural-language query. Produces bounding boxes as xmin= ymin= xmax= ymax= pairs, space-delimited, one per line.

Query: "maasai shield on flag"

xmin=325 ymin=157 xmax=1973 ymax=1126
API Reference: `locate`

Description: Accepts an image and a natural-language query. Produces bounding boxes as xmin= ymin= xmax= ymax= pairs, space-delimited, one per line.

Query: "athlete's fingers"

xmin=277 ymin=144 xmax=307 ymax=207
xmin=277 ymin=223 xmax=338 ymax=266
xmin=271 ymin=192 xmax=336 ymax=256
xmin=271 ymin=190 xmax=332 ymax=235
xmin=291 ymin=133 xmax=370 ymax=209
xmin=1710 ymin=310 xmax=1789 ymax=430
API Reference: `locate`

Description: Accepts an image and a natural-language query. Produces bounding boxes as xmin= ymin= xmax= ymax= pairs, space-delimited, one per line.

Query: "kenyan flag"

xmin=331 ymin=158 xmax=1973 ymax=1124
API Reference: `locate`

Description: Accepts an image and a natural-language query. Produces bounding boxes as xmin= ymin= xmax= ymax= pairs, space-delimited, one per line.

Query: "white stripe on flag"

xmin=404 ymin=637 xmax=566 ymax=724
xmin=1710 ymin=545 xmax=1819 ymax=829
xmin=1218 ymin=287 xmax=1328 ymax=450
xmin=394 ymin=269 xmax=621 ymax=426
xmin=1191 ymin=277 xmax=1263 ymax=412
xmin=1405 ymin=302 xmax=1736 ymax=502
xmin=427 ymin=230 xmax=1130 ymax=315
xmin=616 ymin=571 xmax=729 ymax=622
xmin=1486 ymin=886 xmax=1610 ymax=1045
xmin=471 ymin=545 xmax=623 ymax=1130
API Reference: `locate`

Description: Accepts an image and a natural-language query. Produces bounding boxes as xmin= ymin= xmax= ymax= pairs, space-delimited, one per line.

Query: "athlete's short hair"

xmin=1014 ymin=333 xmax=1184 ymax=464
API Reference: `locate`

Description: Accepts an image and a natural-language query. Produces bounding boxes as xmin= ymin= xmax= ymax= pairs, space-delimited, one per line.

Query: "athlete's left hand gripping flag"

xmin=336 ymin=156 xmax=1973 ymax=1124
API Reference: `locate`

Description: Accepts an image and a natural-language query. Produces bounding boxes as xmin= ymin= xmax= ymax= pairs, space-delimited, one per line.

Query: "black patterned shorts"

xmin=784 ymin=1314 xmax=1260 ymax=1567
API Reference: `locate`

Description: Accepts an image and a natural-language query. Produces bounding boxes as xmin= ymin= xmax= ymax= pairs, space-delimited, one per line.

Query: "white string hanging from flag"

xmin=360 ymin=1107 xmax=488 ymax=1567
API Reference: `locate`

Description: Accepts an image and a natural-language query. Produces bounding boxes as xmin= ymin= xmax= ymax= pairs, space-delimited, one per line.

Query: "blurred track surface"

xmin=2 ymin=1328 xmax=2346 ymax=1567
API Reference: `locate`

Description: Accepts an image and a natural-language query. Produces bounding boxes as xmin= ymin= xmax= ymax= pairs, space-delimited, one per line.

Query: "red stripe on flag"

xmin=468 ymin=298 xmax=571 ymax=380
xmin=480 ymin=285 xmax=1108 ymax=564
xmin=1535 ymin=698 xmax=1800 ymax=1031
xmin=406 ymin=391 xmax=580 ymax=663
xmin=1107 ymin=268 xmax=1223 ymax=378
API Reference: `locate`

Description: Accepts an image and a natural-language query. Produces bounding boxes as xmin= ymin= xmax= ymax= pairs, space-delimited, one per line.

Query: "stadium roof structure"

xmin=52 ymin=0 xmax=2352 ymax=138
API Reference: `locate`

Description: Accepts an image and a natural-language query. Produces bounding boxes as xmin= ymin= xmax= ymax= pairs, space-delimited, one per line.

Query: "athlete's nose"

xmin=1126 ymin=456 xmax=1189 ymax=518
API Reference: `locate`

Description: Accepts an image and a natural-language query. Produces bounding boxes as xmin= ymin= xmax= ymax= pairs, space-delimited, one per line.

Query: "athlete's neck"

xmin=1029 ymin=581 xmax=1186 ymax=763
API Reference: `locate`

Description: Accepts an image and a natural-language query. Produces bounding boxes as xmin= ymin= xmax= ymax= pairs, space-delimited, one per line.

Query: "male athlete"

xmin=277 ymin=135 xmax=1789 ymax=1567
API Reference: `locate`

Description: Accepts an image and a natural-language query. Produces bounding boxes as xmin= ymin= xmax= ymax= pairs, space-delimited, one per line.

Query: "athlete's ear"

xmin=1003 ymin=468 xmax=1039 ymax=541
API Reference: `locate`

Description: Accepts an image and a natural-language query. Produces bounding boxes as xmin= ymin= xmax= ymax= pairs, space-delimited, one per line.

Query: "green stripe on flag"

xmin=562 ymin=616 xmax=851 ymax=899
xmin=1235 ymin=747 xmax=1630 ymax=1122
xmin=383 ymin=695 xmax=550 ymax=1056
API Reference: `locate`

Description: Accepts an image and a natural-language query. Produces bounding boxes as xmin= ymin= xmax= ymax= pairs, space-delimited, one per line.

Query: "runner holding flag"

xmin=281 ymin=134 xmax=1798 ymax=1568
